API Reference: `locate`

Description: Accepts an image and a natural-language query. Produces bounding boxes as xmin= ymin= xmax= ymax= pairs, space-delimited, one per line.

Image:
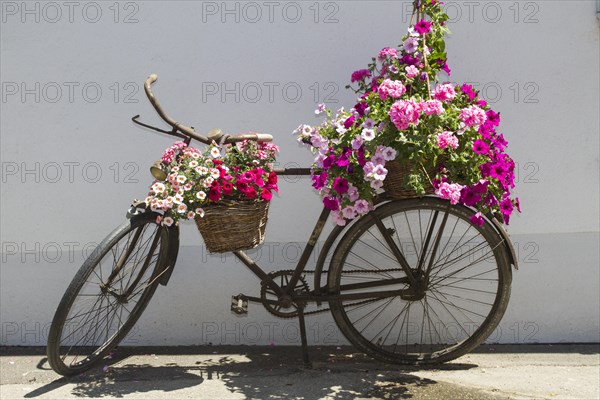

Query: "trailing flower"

xmin=296 ymin=0 xmax=519 ymax=226
xmin=145 ymin=139 xmax=279 ymax=226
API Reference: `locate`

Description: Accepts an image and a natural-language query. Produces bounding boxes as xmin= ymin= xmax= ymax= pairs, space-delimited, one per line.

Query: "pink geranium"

xmin=435 ymin=182 xmax=464 ymax=205
xmin=436 ymin=131 xmax=459 ymax=149
xmin=378 ymin=79 xmax=406 ymax=100
xmin=433 ymin=83 xmax=457 ymax=102
xmin=460 ymin=105 xmax=487 ymax=127
xmin=389 ymin=99 xmax=420 ymax=130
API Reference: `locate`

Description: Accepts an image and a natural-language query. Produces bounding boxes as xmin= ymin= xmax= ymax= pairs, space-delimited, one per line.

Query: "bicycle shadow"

xmin=24 ymin=346 xmax=479 ymax=399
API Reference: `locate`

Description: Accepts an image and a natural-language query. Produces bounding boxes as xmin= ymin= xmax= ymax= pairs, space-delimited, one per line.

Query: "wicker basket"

xmin=195 ymin=200 xmax=269 ymax=253
xmin=383 ymin=160 xmax=438 ymax=200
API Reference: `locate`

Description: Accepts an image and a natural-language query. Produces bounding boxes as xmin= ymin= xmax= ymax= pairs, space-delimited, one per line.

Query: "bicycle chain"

xmin=260 ymin=268 xmax=407 ymax=317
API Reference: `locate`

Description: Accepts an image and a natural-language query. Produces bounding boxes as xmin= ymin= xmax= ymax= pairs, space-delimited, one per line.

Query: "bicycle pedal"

xmin=231 ymin=294 xmax=248 ymax=315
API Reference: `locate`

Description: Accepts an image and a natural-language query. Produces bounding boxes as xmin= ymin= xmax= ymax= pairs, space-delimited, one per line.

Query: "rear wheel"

xmin=328 ymin=198 xmax=511 ymax=365
xmin=47 ymin=213 xmax=169 ymax=376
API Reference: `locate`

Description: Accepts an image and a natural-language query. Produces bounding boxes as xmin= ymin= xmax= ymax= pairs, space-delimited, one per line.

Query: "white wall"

xmin=1 ymin=0 xmax=599 ymax=346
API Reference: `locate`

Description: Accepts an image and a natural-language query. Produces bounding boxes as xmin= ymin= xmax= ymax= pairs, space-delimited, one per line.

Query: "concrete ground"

xmin=1 ymin=344 xmax=598 ymax=400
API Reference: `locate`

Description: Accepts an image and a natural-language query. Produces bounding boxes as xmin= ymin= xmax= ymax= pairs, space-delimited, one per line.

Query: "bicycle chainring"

xmin=260 ymin=270 xmax=310 ymax=318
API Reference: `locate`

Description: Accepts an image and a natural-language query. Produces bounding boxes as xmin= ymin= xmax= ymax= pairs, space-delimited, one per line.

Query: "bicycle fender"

xmin=488 ymin=216 xmax=519 ymax=270
xmin=126 ymin=201 xmax=181 ymax=284
xmin=159 ymin=225 xmax=179 ymax=286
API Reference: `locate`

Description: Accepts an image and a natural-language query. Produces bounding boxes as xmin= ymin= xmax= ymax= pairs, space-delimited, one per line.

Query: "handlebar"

xmin=142 ymin=74 xmax=273 ymax=145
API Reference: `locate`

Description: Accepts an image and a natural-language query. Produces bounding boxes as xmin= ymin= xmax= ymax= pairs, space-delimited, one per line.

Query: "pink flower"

xmin=378 ymin=79 xmax=406 ymax=100
xmin=378 ymin=47 xmax=398 ymax=61
xmin=331 ymin=212 xmax=346 ymax=226
xmin=341 ymin=206 xmax=357 ymax=220
xmin=433 ymin=83 xmax=457 ymax=102
xmin=420 ymin=100 xmax=444 ymax=116
xmin=405 ymin=65 xmax=419 ymax=78
xmin=436 ymin=131 xmax=459 ymax=149
xmin=435 ymin=182 xmax=464 ymax=205
xmin=323 ymin=196 xmax=340 ymax=211
xmin=460 ymin=105 xmax=488 ymax=127
xmin=354 ymin=199 xmax=370 ymax=215
xmin=347 ymin=186 xmax=359 ymax=202
xmin=389 ymin=99 xmax=420 ymax=130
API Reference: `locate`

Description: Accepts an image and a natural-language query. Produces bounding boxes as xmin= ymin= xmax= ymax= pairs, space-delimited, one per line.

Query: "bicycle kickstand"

xmin=296 ymin=303 xmax=312 ymax=369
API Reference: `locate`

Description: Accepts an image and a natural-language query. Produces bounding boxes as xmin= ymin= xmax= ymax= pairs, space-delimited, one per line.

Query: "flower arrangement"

xmin=295 ymin=0 xmax=519 ymax=226
xmin=145 ymin=139 xmax=279 ymax=227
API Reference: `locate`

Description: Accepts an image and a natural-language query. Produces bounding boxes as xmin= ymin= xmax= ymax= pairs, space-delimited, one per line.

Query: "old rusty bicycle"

xmin=47 ymin=74 xmax=517 ymax=376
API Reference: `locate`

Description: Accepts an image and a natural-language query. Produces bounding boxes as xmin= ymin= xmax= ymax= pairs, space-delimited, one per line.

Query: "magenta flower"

xmin=460 ymin=84 xmax=477 ymax=101
xmin=470 ymin=212 xmax=485 ymax=226
xmin=460 ymin=187 xmax=482 ymax=207
xmin=343 ymin=115 xmax=356 ymax=129
xmin=415 ymin=19 xmax=432 ymax=35
xmin=323 ymin=196 xmax=340 ymax=211
xmin=322 ymin=154 xmax=335 ymax=170
xmin=486 ymin=110 xmax=501 ymax=126
xmin=311 ymin=171 xmax=328 ymax=190
xmin=351 ymin=69 xmax=371 ymax=83
xmin=473 ymin=139 xmax=490 ymax=154
xmin=500 ymin=197 xmax=514 ymax=215
xmin=333 ymin=177 xmax=349 ymax=194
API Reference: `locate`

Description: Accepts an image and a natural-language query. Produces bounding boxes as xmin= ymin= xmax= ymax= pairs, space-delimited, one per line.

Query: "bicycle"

xmin=46 ymin=74 xmax=517 ymax=376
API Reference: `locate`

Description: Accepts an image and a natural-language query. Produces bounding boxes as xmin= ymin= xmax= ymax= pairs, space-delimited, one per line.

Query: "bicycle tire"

xmin=47 ymin=213 xmax=169 ymax=376
xmin=328 ymin=197 xmax=512 ymax=365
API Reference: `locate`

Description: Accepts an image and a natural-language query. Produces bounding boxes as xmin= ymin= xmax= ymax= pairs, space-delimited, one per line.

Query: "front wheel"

xmin=47 ymin=213 xmax=170 ymax=376
xmin=328 ymin=197 xmax=512 ymax=365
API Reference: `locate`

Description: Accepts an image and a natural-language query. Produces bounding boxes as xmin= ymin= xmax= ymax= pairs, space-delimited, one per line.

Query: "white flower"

xmin=382 ymin=147 xmax=397 ymax=161
xmin=177 ymin=204 xmax=187 ymax=214
xmin=210 ymin=147 xmax=221 ymax=158
xmin=152 ymin=182 xmax=166 ymax=194
xmin=187 ymin=211 xmax=196 ymax=220
xmin=202 ymin=177 xmax=214 ymax=188
xmin=361 ymin=128 xmax=375 ymax=141
xmin=196 ymin=191 xmax=207 ymax=200
xmin=176 ymin=175 xmax=187 ymax=184
xmin=195 ymin=208 xmax=205 ymax=218
xmin=173 ymin=194 xmax=184 ymax=204
xmin=189 ymin=160 xmax=199 ymax=168
xmin=191 ymin=152 xmax=200 ymax=159
xmin=209 ymin=168 xmax=220 ymax=179
xmin=163 ymin=217 xmax=174 ymax=226
xmin=370 ymin=180 xmax=384 ymax=189
xmin=372 ymin=165 xmax=388 ymax=181
xmin=336 ymin=124 xmax=347 ymax=135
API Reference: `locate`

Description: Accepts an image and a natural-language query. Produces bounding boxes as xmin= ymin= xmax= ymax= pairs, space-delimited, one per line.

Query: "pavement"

xmin=1 ymin=344 xmax=599 ymax=400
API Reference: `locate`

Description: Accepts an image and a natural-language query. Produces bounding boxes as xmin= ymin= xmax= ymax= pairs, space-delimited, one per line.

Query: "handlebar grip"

xmin=147 ymin=74 xmax=158 ymax=85
xmin=255 ymin=133 xmax=273 ymax=142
